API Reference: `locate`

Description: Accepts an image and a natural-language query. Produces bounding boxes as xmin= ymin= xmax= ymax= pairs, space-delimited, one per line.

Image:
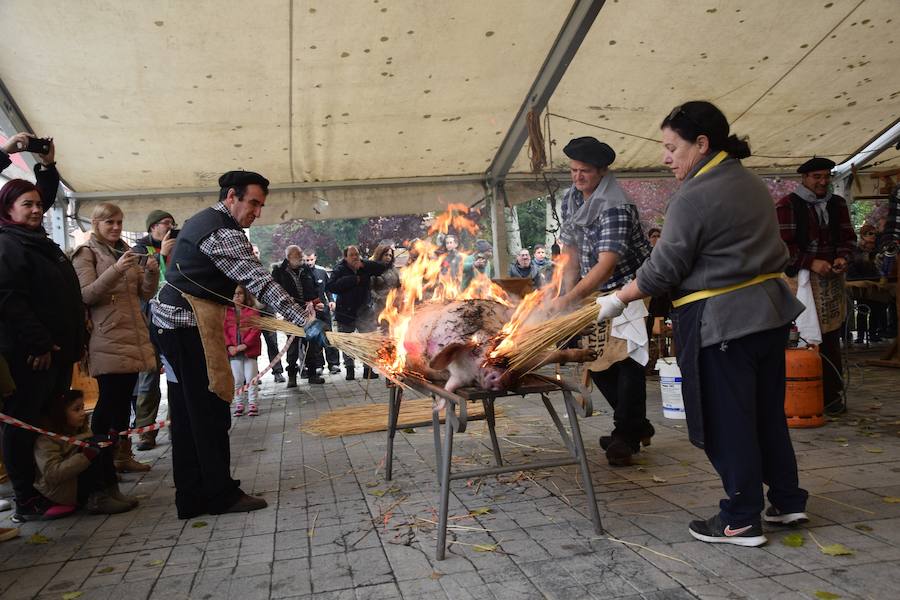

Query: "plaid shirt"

xmin=151 ymin=203 xmax=309 ymax=329
xmin=775 ymin=192 xmax=856 ymax=271
xmin=559 ymin=187 xmax=651 ymax=292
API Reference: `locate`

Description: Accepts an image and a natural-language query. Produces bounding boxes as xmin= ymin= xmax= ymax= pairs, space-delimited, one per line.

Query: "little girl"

xmin=34 ymin=390 xmax=138 ymax=515
xmin=225 ymin=285 xmax=262 ymax=416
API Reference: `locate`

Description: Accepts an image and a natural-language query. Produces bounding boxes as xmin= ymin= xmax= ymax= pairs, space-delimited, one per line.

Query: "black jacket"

xmin=310 ymin=265 xmax=334 ymax=322
xmin=0 ymin=224 xmax=86 ymax=363
xmin=325 ymin=259 xmax=389 ymax=324
xmin=272 ymin=260 xmax=318 ymax=305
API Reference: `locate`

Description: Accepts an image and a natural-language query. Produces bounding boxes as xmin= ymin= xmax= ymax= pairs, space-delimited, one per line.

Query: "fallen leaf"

xmin=820 ymin=543 xmax=854 ymax=556
xmin=834 ymin=437 xmax=848 ymax=443
xmin=146 ymin=560 xmax=165 ymax=567
xmin=864 ymin=447 xmax=883 ymax=454
xmin=252 ymin=448 xmax=265 ymax=452
xmin=469 ymin=507 xmax=492 ymax=516
xmin=472 ymin=543 xmax=497 ymax=552
xmin=26 ymin=533 xmax=51 ymax=545
xmin=191 ymin=521 xmax=208 ymax=528
xmin=882 ymin=496 xmax=900 ymax=504
xmin=854 ymin=524 xmax=874 ymax=532
xmin=365 ymin=481 xmax=379 ymax=488
xmin=782 ymin=533 xmax=805 ymax=547
xmin=429 ymin=571 xmax=443 ymax=580
xmin=369 ymin=489 xmax=386 ymax=497
xmin=651 ymin=475 xmax=667 ymax=483
xmin=62 ymin=593 xmax=83 ymax=600
xmin=814 ymin=591 xmax=841 ymax=599
xmin=96 ymin=566 xmax=114 ymax=574
xmin=402 ymin=427 xmax=416 ymax=434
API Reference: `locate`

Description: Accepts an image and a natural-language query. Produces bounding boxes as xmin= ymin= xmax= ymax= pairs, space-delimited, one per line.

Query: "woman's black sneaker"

xmin=688 ymin=514 xmax=767 ymax=547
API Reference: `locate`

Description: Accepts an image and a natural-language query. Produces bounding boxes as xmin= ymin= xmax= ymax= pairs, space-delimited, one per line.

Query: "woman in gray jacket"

xmin=600 ymin=101 xmax=807 ymax=547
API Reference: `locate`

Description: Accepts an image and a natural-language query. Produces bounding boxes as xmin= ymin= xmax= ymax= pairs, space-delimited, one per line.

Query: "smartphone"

xmin=25 ymin=137 xmax=51 ymax=155
xmin=169 ymin=228 xmax=180 ymax=240
xmin=137 ymin=254 xmax=149 ymax=267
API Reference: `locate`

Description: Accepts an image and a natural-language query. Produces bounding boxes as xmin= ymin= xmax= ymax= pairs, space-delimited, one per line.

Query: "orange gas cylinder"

xmin=784 ymin=347 xmax=825 ymax=428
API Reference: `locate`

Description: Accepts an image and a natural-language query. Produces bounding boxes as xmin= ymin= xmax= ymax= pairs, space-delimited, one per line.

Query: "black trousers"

xmin=152 ymin=326 xmax=241 ymax=516
xmin=590 ymin=357 xmax=652 ymax=441
xmin=286 ymin=337 xmax=320 ymax=376
xmin=699 ymin=326 xmax=807 ymax=526
xmin=819 ymin=328 xmax=844 ymax=407
xmin=92 ymin=372 xmax=138 ymax=435
xmin=0 ymin=353 xmax=72 ymax=502
xmin=76 ymin=446 xmax=119 ymax=505
xmin=262 ymin=329 xmax=283 ymax=375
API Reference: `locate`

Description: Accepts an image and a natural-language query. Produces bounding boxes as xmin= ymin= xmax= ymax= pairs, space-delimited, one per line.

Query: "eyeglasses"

xmin=666 ymin=104 xmax=701 ymax=130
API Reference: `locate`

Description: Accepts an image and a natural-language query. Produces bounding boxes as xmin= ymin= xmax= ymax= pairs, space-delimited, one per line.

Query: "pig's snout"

xmin=480 ymin=367 xmax=508 ymax=392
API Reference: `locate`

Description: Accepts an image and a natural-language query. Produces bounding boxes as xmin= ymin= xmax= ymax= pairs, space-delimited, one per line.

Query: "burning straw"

xmin=493 ymin=296 xmax=600 ymax=374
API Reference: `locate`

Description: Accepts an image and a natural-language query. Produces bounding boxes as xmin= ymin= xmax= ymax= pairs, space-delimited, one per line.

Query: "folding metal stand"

xmin=384 ymin=373 xmax=603 ymax=560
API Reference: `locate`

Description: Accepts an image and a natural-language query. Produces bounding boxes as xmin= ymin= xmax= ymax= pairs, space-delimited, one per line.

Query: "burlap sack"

xmin=786 ymin=272 xmax=847 ymax=335
xmin=184 ymin=294 xmax=234 ymax=403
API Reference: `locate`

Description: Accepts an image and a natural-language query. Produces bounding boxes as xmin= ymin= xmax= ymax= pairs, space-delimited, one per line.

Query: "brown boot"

xmin=85 ymin=490 xmax=132 ymax=514
xmin=105 ymin=484 xmax=139 ymax=508
xmin=114 ymin=438 xmax=151 ymax=473
xmin=135 ymin=431 xmax=157 ymax=451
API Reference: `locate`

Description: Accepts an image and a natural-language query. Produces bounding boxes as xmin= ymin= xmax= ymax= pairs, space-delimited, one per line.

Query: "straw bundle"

xmin=301 ymin=398 xmax=498 ymax=437
xmin=244 ymin=314 xmax=392 ymax=367
xmin=497 ymin=296 xmax=601 ymax=373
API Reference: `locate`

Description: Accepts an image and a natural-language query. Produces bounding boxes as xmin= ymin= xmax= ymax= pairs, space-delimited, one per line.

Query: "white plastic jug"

xmin=656 ymin=357 xmax=686 ymax=419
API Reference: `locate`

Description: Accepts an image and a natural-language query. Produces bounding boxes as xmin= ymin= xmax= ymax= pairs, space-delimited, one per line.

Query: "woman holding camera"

xmin=0 ymin=170 xmax=85 ymax=522
xmin=72 ymin=202 xmax=158 ymax=473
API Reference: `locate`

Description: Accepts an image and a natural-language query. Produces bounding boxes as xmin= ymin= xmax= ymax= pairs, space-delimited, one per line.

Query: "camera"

xmin=25 ymin=136 xmax=51 ymax=155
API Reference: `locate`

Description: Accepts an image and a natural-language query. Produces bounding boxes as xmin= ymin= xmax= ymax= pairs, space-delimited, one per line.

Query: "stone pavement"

xmin=1 ymin=344 xmax=899 ymax=599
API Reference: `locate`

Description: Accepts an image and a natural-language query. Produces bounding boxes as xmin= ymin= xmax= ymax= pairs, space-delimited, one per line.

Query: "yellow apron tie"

xmin=694 ymin=150 xmax=729 ymax=178
xmin=672 ymin=273 xmax=784 ymax=308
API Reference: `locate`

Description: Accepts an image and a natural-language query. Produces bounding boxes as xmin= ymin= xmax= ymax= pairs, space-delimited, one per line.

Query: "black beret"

xmin=797 ymin=157 xmax=835 ymax=174
xmin=563 ymin=137 xmax=616 ymax=168
xmin=218 ymin=170 xmax=270 ymax=189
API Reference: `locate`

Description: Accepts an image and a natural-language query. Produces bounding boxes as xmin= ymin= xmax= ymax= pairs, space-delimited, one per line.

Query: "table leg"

xmin=385 ymin=386 xmax=402 ymax=481
xmin=563 ymin=389 xmax=603 ymax=535
xmin=435 ymin=401 xmax=456 ymax=561
xmin=483 ymin=398 xmax=503 ymax=466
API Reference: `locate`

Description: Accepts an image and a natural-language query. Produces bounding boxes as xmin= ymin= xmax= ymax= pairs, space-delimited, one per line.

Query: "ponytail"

xmin=724 ymin=134 xmax=751 ymax=159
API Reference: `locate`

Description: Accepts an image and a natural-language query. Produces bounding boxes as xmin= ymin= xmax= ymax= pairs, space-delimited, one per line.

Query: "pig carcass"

xmin=401 ymin=299 xmax=593 ymax=392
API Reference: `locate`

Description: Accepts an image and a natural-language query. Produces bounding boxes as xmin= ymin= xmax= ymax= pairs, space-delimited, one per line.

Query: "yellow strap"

xmin=693 ymin=150 xmax=729 ymax=178
xmin=671 ymin=273 xmax=784 ymax=308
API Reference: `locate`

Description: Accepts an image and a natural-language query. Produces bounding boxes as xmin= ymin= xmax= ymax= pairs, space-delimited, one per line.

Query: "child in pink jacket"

xmin=225 ymin=285 xmax=262 ymax=416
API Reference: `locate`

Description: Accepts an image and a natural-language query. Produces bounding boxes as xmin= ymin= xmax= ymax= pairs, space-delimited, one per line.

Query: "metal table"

xmin=384 ymin=373 xmax=603 ymax=560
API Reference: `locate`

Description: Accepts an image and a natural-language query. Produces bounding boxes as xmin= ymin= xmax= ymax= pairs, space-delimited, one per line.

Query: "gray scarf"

xmin=794 ymin=184 xmax=831 ymax=225
xmin=563 ymin=172 xmax=634 ymax=248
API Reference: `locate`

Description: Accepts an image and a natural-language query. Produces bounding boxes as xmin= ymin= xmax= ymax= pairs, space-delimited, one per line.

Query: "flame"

xmin=375 ymin=203 xmax=568 ymax=379
xmin=427 ymin=203 xmax=480 ymax=236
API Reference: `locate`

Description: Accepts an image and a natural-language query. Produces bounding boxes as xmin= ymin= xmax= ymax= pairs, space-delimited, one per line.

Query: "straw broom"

xmin=495 ymin=296 xmax=601 ymax=373
xmin=244 ymin=315 xmax=387 ymax=365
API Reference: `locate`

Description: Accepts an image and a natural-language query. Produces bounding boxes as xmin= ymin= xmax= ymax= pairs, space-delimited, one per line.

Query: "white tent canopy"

xmin=1 ymin=0 xmax=898 ymax=230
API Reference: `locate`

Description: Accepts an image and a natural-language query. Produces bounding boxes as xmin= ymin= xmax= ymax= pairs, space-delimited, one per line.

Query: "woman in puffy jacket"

xmin=224 ymin=285 xmax=262 ymax=416
xmin=71 ymin=202 xmax=158 ymax=473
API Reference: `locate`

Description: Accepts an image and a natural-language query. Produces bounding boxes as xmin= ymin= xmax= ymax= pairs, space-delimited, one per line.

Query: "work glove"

xmin=596 ymin=293 xmax=627 ymax=321
xmin=304 ymin=319 xmax=329 ymax=347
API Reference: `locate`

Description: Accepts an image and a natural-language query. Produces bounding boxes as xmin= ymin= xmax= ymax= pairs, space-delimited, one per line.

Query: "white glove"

xmin=596 ymin=293 xmax=627 ymax=321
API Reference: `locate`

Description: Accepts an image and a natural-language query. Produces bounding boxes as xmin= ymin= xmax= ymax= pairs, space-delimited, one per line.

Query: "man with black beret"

xmin=776 ymin=157 xmax=856 ymax=414
xmin=552 ymin=136 xmax=653 ymax=466
xmin=151 ymin=170 xmax=316 ymax=519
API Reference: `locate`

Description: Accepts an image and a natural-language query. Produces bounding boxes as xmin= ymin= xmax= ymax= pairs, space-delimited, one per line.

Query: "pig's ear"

xmin=429 ymin=342 xmax=472 ymax=371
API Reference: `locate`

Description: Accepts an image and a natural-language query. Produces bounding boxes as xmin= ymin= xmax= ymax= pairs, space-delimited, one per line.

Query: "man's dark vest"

xmin=784 ymin=192 xmax=843 ymax=277
xmin=159 ymin=207 xmax=242 ymax=311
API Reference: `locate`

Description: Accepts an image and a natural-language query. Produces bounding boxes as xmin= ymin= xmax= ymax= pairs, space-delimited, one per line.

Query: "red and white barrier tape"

xmin=0 ymin=335 xmax=298 ymax=447
xmin=234 ymin=334 xmax=296 ymax=396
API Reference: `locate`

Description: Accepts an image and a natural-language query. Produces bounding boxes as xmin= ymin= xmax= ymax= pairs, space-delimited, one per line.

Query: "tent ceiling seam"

xmin=288 ymin=0 xmax=296 ymax=184
xmin=729 ymin=0 xmax=867 ymax=127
